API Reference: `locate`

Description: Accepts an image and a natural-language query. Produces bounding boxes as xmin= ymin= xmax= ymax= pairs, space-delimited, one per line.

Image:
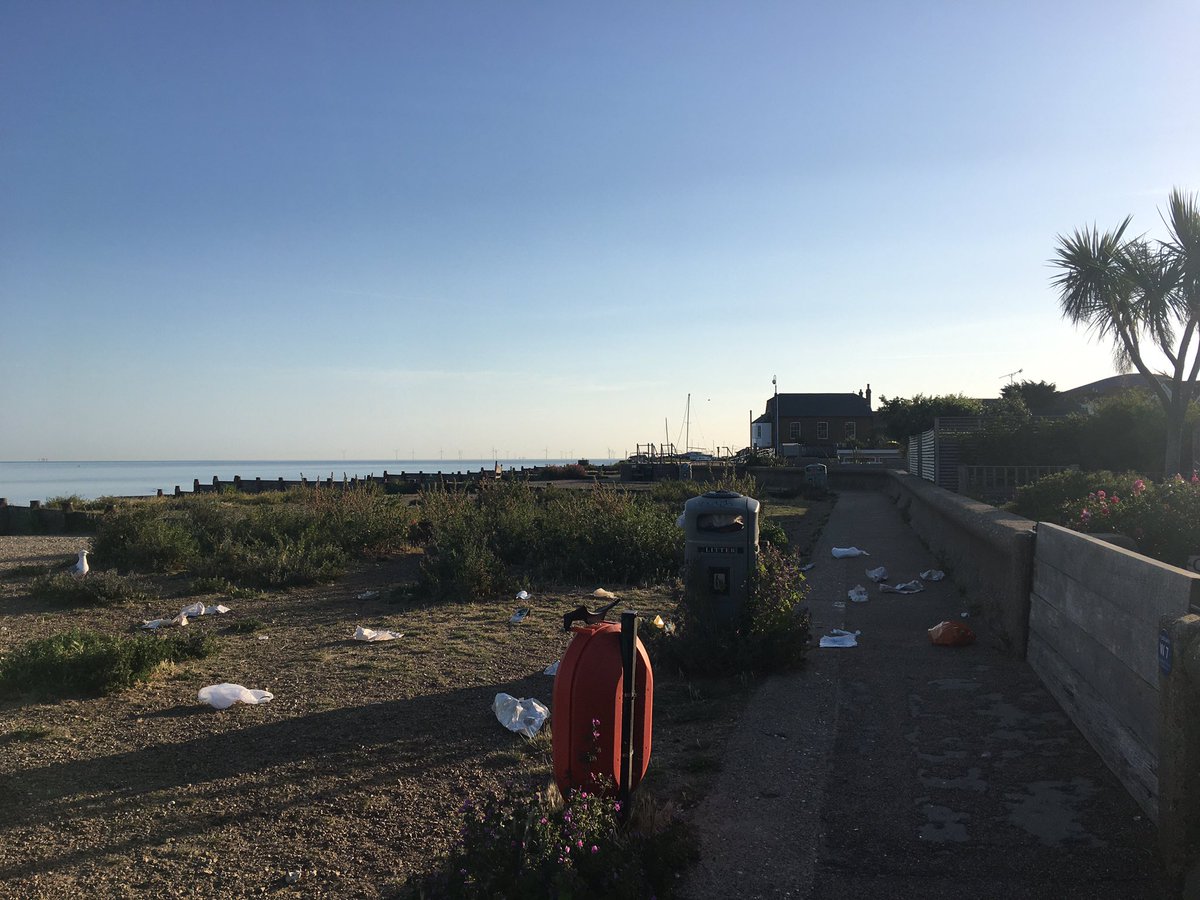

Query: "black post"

xmin=619 ymin=610 xmax=638 ymax=821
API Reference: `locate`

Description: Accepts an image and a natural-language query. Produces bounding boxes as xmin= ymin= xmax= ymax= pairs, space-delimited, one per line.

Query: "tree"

xmin=876 ymin=393 xmax=984 ymax=443
xmin=1051 ymin=188 xmax=1200 ymax=476
xmin=1000 ymin=379 xmax=1059 ymax=414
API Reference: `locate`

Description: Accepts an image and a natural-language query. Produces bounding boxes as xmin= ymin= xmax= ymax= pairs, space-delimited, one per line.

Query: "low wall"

xmin=882 ymin=470 xmax=1036 ymax=656
xmin=1028 ymin=524 xmax=1200 ymax=821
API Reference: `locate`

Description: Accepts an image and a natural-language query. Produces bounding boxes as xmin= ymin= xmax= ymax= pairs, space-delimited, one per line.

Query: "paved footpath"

xmin=681 ymin=489 xmax=1169 ymax=899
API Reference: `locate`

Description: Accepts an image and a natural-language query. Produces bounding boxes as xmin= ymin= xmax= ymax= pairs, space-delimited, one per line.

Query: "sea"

xmin=0 ymin=459 xmax=616 ymax=506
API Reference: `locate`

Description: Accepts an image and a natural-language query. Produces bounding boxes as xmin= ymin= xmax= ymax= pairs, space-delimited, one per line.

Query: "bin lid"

xmin=702 ymin=490 xmax=741 ymax=499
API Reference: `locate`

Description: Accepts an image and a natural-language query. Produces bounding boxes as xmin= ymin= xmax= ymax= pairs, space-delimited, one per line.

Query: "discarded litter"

xmin=847 ymin=585 xmax=870 ymax=603
xmin=143 ymin=602 xmax=230 ymax=629
xmin=831 ymin=547 xmax=870 ymax=558
xmin=928 ymin=620 xmax=976 ymax=647
xmin=509 ymin=607 xmax=531 ymax=624
xmin=880 ymin=580 xmax=924 ymax=594
xmin=516 ymin=590 xmax=530 ymax=601
xmin=544 ymin=660 xmax=560 ymax=676
xmin=920 ymin=570 xmax=946 ymax=582
xmin=960 ymin=612 xmax=970 ymax=618
xmin=652 ymin=614 xmax=666 ymax=628
xmin=256 ymin=635 xmax=270 ymax=641
xmin=354 ymin=626 xmax=403 ymax=642
xmin=198 ymin=683 xmax=274 ymax=709
xmin=492 ymin=692 xmax=549 ymax=738
xmin=820 ymin=629 xmax=861 ymax=648
xmin=800 ymin=563 xmax=815 ymax=572
xmin=833 ymin=601 xmax=846 ymax=609
xmin=866 ymin=566 xmax=889 ymax=583
xmin=592 ymin=588 xmax=616 ymax=599
xmin=356 ymin=591 xmax=380 ymax=601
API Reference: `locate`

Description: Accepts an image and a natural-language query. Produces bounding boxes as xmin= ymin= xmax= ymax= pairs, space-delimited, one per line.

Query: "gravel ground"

xmin=0 ymin=536 xmax=585 ymax=898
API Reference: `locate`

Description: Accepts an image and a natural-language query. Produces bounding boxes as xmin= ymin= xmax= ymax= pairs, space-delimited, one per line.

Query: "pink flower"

xmin=576 ymin=839 xmax=584 ymax=849
xmin=1080 ymin=509 xmax=1091 ymax=521
xmin=1134 ymin=479 xmax=1146 ymax=495
xmin=1192 ymin=472 xmax=1199 ymax=483
xmin=1097 ymin=490 xmax=1106 ymax=499
xmin=1111 ymin=495 xmax=1119 ymax=504
xmin=591 ymin=845 xmax=600 ymax=854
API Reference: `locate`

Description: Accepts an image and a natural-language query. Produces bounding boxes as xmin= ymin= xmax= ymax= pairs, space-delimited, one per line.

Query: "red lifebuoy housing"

xmin=552 ymin=621 xmax=653 ymax=797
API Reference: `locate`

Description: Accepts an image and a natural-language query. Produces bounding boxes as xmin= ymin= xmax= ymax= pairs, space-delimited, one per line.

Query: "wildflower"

xmin=1134 ymin=479 xmax=1146 ymax=495
xmin=1080 ymin=509 xmax=1091 ymax=522
xmin=1193 ymin=472 xmax=1199 ymax=483
xmin=591 ymin=845 xmax=600 ymax=854
xmin=576 ymin=839 xmax=584 ymax=849
xmin=1097 ymin=490 xmax=1106 ymax=499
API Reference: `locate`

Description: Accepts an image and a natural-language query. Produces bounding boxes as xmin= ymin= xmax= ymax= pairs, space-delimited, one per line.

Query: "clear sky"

xmin=2 ymin=1 xmax=1197 ymax=460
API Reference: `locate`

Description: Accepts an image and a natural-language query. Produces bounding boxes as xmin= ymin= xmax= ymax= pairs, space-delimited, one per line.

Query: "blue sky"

xmin=2 ymin=1 xmax=1197 ymax=460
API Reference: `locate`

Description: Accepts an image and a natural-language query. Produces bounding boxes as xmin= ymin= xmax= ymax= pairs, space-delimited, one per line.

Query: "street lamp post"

xmin=773 ymin=376 xmax=779 ymax=457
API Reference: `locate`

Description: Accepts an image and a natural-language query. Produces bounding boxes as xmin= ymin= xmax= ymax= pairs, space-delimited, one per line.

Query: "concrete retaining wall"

xmin=1028 ymin=523 xmax=1200 ymax=821
xmin=882 ymin=470 xmax=1036 ymax=656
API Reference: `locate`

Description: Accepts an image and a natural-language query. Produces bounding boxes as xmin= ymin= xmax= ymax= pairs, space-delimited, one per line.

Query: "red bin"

xmin=552 ymin=620 xmax=653 ymax=797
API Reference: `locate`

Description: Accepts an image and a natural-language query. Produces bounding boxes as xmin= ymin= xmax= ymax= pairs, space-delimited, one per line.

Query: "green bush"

xmin=30 ymin=571 xmax=152 ymax=607
xmin=1068 ymin=475 xmax=1200 ymax=568
xmin=405 ymin=783 xmax=696 ymax=899
xmin=656 ymin=544 xmax=810 ymax=675
xmin=1008 ymin=470 xmax=1142 ymax=523
xmin=759 ymin=519 xmax=788 ymax=548
xmin=648 ymin=475 xmax=759 ymax=506
xmin=417 ymin=483 xmax=684 ymax=599
xmin=0 ymin=628 xmax=217 ymax=698
xmin=89 ymin=487 xmax=414 ymax=587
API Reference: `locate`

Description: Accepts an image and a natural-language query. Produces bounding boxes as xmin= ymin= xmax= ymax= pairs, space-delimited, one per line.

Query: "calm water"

xmin=0 ymin=459 xmax=615 ymax=505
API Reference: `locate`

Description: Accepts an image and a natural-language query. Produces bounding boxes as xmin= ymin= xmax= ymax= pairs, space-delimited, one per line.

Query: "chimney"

xmin=866 ymin=383 xmax=872 ymax=407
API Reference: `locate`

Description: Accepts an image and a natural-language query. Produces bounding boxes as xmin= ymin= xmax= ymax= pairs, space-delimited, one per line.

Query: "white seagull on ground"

xmin=73 ymin=550 xmax=90 ymax=577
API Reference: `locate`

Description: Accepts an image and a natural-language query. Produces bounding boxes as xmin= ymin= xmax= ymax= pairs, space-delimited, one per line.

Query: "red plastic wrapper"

xmin=928 ymin=620 xmax=975 ymax=647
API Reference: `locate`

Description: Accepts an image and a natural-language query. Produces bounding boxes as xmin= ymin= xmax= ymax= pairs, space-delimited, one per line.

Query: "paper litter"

xmin=831 ymin=547 xmax=870 ymax=558
xmin=866 ymin=566 xmax=889 ymax=583
xmin=920 ymin=569 xmax=946 ymax=581
xmin=544 ymin=660 xmax=560 ymax=676
xmin=356 ymin=591 xmax=380 ymax=601
xmin=880 ymin=580 xmax=924 ymax=594
xmin=510 ymin=607 xmax=531 ymax=624
xmin=492 ymin=693 xmax=549 ymax=738
xmin=198 ymin=683 xmax=274 ymax=710
xmin=929 ymin=620 xmax=976 ymax=646
xmin=847 ymin=585 xmax=870 ymax=603
xmin=819 ymin=629 xmax=862 ymax=648
xmin=141 ymin=602 xmax=230 ymax=629
xmin=593 ymin=588 xmax=617 ymax=599
xmin=516 ymin=590 xmax=530 ymax=601
xmin=354 ymin=626 xmax=403 ymax=642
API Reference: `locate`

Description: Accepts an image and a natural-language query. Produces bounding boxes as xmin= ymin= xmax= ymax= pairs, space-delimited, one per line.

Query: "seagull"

xmin=73 ymin=550 xmax=90 ymax=577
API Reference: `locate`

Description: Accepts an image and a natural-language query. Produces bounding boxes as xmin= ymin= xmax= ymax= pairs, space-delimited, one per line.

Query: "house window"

xmin=788 ymin=422 xmax=801 ymax=440
xmin=817 ymin=422 xmax=829 ymax=441
xmin=845 ymin=422 xmax=857 ymax=440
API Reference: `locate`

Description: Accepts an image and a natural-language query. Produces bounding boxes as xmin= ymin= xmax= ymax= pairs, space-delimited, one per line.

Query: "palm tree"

xmin=1051 ymin=188 xmax=1200 ymax=477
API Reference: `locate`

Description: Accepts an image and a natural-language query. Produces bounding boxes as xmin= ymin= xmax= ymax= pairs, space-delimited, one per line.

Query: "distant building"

xmin=752 ymin=386 xmax=874 ymax=452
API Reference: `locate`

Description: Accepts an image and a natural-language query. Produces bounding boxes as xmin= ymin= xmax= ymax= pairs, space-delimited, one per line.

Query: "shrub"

xmin=1008 ymin=470 xmax=1142 ymax=524
xmin=1068 ymin=474 xmax=1200 ymax=568
xmin=0 ymin=628 xmax=217 ymax=698
xmin=405 ymin=782 xmax=696 ymax=899
xmin=759 ymin=519 xmax=788 ymax=548
xmin=648 ymin=475 xmax=760 ymax=507
xmin=537 ymin=464 xmax=589 ymax=481
xmin=656 ymin=544 xmax=810 ymax=675
xmin=30 ymin=571 xmax=152 ymax=607
xmin=93 ymin=505 xmax=199 ymax=573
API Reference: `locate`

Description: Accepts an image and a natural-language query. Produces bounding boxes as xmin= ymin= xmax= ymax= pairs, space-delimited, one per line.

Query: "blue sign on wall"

xmin=1159 ymin=630 xmax=1173 ymax=676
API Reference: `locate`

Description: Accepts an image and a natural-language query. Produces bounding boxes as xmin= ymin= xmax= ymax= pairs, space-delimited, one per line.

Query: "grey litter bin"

xmin=682 ymin=490 xmax=760 ymax=623
xmin=804 ymin=464 xmax=828 ymax=489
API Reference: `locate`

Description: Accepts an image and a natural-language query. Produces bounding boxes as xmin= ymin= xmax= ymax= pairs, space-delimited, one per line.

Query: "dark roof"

xmin=769 ymin=393 xmax=873 ymax=418
xmin=1059 ymin=374 xmax=1159 ymax=400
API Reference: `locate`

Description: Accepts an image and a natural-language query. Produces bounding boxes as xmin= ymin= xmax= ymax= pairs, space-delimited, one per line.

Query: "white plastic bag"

xmin=198 ymin=683 xmax=274 ymax=710
xmin=544 ymin=660 xmax=560 ymax=676
xmin=492 ymin=693 xmax=549 ymax=738
xmin=832 ymin=547 xmax=870 ymax=558
xmin=880 ymin=580 xmax=924 ymax=594
xmin=920 ymin=570 xmax=946 ymax=582
xmin=847 ymin=585 xmax=870 ymax=603
xmin=819 ymin=629 xmax=861 ymax=648
xmin=866 ymin=566 xmax=889 ymax=583
xmin=354 ymin=626 xmax=403 ymax=642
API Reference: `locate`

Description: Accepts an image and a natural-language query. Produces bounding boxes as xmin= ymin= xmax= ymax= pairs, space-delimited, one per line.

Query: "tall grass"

xmin=91 ymin=486 xmax=414 ymax=587
xmin=417 ymin=482 xmax=683 ymax=599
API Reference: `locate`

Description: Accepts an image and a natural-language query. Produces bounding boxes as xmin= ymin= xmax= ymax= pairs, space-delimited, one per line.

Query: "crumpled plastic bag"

xmin=880 ymin=580 xmax=924 ymax=594
xmin=820 ymin=629 xmax=861 ymax=648
xmin=832 ymin=547 xmax=870 ymax=558
xmin=509 ymin=607 xmax=530 ymax=624
xmin=800 ymin=563 xmax=815 ymax=572
xmin=593 ymin=588 xmax=616 ymax=599
xmin=198 ymin=683 xmax=274 ymax=709
xmin=866 ymin=566 xmax=889 ymax=582
xmin=492 ymin=693 xmax=549 ymax=738
xmin=928 ymin=620 xmax=975 ymax=647
xmin=920 ymin=570 xmax=946 ymax=582
xmin=142 ymin=602 xmax=230 ymax=629
xmin=354 ymin=626 xmax=403 ymax=642
xmin=544 ymin=660 xmax=559 ymax=676
xmin=847 ymin=585 xmax=870 ymax=603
